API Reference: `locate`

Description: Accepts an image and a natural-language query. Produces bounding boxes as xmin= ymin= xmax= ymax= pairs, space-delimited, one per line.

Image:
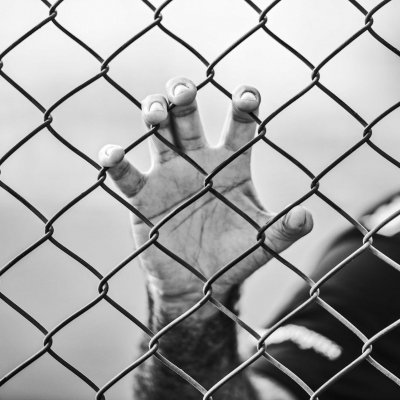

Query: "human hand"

xmin=99 ymin=77 xmax=313 ymax=307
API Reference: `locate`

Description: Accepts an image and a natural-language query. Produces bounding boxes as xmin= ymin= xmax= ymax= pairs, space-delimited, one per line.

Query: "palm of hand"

xmin=99 ymin=78 xmax=312 ymax=300
xmin=131 ymin=147 xmax=268 ymax=298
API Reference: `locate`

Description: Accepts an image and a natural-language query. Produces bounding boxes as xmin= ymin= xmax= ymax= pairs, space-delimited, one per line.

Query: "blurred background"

xmin=1 ymin=0 xmax=400 ymax=398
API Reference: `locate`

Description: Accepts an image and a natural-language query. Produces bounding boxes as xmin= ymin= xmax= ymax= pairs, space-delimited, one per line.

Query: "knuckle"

xmin=231 ymin=104 xmax=256 ymax=123
xmin=231 ymin=112 xmax=256 ymax=124
xmin=111 ymin=160 xmax=131 ymax=181
xmin=172 ymin=104 xmax=198 ymax=117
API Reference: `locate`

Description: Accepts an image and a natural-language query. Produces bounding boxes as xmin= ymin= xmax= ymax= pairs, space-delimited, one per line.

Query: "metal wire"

xmin=1 ymin=0 xmax=400 ymax=399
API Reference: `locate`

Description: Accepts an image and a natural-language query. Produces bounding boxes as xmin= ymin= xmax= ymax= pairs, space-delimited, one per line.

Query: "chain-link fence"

xmin=1 ymin=0 xmax=400 ymax=399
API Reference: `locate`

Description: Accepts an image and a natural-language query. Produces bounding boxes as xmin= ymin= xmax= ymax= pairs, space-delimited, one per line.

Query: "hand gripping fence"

xmin=1 ymin=0 xmax=400 ymax=399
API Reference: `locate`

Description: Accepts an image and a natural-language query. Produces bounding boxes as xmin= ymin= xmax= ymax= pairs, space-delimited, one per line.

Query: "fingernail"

xmin=99 ymin=145 xmax=125 ymax=167
xmin=241 ymin=91 xmax=257 ymax=101
xmin=104 ymin=144 xmax=118 ymax=157
xmin=285 ymin=207 xmax=306 ymax=230
xmin=149 ymin=102 xmax=164 ymax=112
xmin=174 ymin=83 xmax=189 ymax=96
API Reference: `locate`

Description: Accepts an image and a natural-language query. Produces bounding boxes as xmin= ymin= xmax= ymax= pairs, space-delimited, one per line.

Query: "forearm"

xmin=133 ymin=286 xmax=258 ymax=399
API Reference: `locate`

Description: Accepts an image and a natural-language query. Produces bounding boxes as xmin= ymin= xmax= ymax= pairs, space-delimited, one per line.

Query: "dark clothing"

xmin=252 ymin=199 xmax=400 ymax=399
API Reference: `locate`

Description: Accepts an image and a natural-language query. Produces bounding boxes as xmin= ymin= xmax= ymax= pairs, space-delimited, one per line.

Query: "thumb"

xmin=264 ymin=206 xmax=313 ymax=254
xmin=98 ymin=144 xmax=146 ymax=198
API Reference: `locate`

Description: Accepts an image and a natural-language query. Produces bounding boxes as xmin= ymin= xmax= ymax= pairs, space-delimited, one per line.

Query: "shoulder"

xmin=243 ymin=193 xmax=400 ymax=400
xmin=361 ymin=192 xmax=400 ymax=237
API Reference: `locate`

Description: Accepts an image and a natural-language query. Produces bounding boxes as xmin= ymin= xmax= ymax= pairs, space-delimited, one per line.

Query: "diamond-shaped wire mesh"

xmin=1 ymin=0 xmax=400 ymax=399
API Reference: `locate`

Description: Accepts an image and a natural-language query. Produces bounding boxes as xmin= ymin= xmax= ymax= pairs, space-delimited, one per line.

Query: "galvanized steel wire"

xmin=1 ymin=0 xmax=400 ymax=399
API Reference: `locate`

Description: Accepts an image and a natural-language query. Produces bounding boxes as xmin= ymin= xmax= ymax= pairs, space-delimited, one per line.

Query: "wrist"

xmin=147 ymin=282 xmax=240 ymax=322
xmin=138 ymin=284 xmax=247 ymax=399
